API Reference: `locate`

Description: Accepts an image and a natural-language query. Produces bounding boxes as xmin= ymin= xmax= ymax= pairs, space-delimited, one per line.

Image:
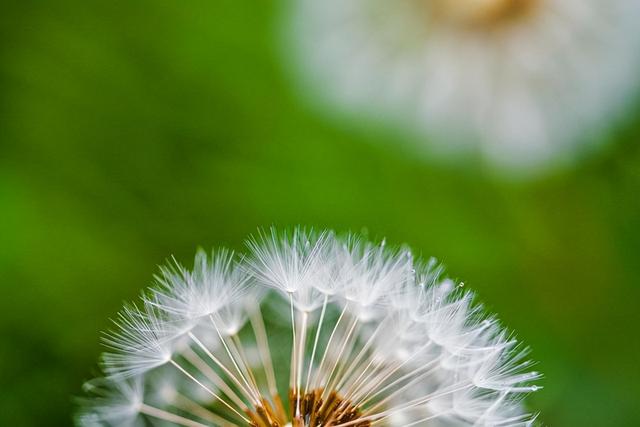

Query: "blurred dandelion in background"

xmin=283 ymin=0 xmax=640 ymax=175
xmin=77 ymin=229 xmax=540 ymax=426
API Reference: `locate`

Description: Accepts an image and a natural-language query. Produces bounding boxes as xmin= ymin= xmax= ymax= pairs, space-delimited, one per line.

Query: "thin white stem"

xmin=188 ymin=332 xmax=257 ymax=405
xmin=305 ymin=294 xmax=328 ymax=395
xmin=364 ymin=362 xmax=439 ymax=412
xmin=335 ymin=315 xmax=389 ymax=393
xmin=139 ymin=403 xmax=210 ymax=427
xmin=230 ymin=333 xmax=261 ymax=394
xmin=249 ymin=306 xmax=279 ymax=396
xmin=295 ymin=310 xmax=309 ymax=416
xmin=321 ymin=315 xmax=359 ymax=400
xmin=172 ymin=391 xmax=239 ymax=426
xmin=473 ymin=391 xmax=509 ymax=425
xmin=324 ymin=316 xmax=360 ymax=395
xmin=312 ymin=302 xmax=349 ymax=389
xmin=209 ymin=317 xmax=262 ymax=403
xmin=182 ymin=346 xmax=248 ymax=410
xmin=288 ymin=292 xmax=297 ymax=392
xmin=372 ymin=411 xmax=442 ymax=426
xmin=169 ymin=359 xmax=250 ymax=423
xmin=351 ymin=340 xmax=433 ymax=405
xmin=341 ymin=325 xmax=408 ymax=400
xmin=333 ymin=382 xmax=474 ymax=427
xmin=351 ymin=358 xmax=407 ymax=405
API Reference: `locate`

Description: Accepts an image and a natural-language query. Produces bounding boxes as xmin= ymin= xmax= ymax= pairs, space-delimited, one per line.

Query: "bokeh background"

xmin=1 ymin=1 xmax=639 ymax=426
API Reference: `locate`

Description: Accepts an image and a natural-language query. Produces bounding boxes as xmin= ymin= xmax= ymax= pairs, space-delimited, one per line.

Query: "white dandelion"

xmin=284 ymin=0 xmax=640 ymax=174
xmin=77 ymin=229 xmax=540 ymax=426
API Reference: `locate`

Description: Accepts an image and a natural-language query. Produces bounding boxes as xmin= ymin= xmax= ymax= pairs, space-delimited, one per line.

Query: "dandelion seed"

xmin=285 ymin=0 xmax=640 ymax=174
xmin=78 ymin=228 xmax=540 ymax=426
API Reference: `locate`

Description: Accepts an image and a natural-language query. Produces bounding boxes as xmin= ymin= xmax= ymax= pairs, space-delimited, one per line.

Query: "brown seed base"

xmin=246 ymin=388 xmax=370 ymax=427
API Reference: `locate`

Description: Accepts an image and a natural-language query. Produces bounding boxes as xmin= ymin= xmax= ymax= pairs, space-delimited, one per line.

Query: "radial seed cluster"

xmin=77 ymin=229 xmax=540 ymax=426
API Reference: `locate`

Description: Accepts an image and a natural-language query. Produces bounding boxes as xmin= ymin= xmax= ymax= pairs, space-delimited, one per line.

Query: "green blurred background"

xmin=1 ymin=1 xmax=639 ymax=425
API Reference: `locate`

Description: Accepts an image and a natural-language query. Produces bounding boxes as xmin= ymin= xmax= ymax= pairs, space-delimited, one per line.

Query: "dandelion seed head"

xmin=78 ymin=228 xmax=540 ymax=426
